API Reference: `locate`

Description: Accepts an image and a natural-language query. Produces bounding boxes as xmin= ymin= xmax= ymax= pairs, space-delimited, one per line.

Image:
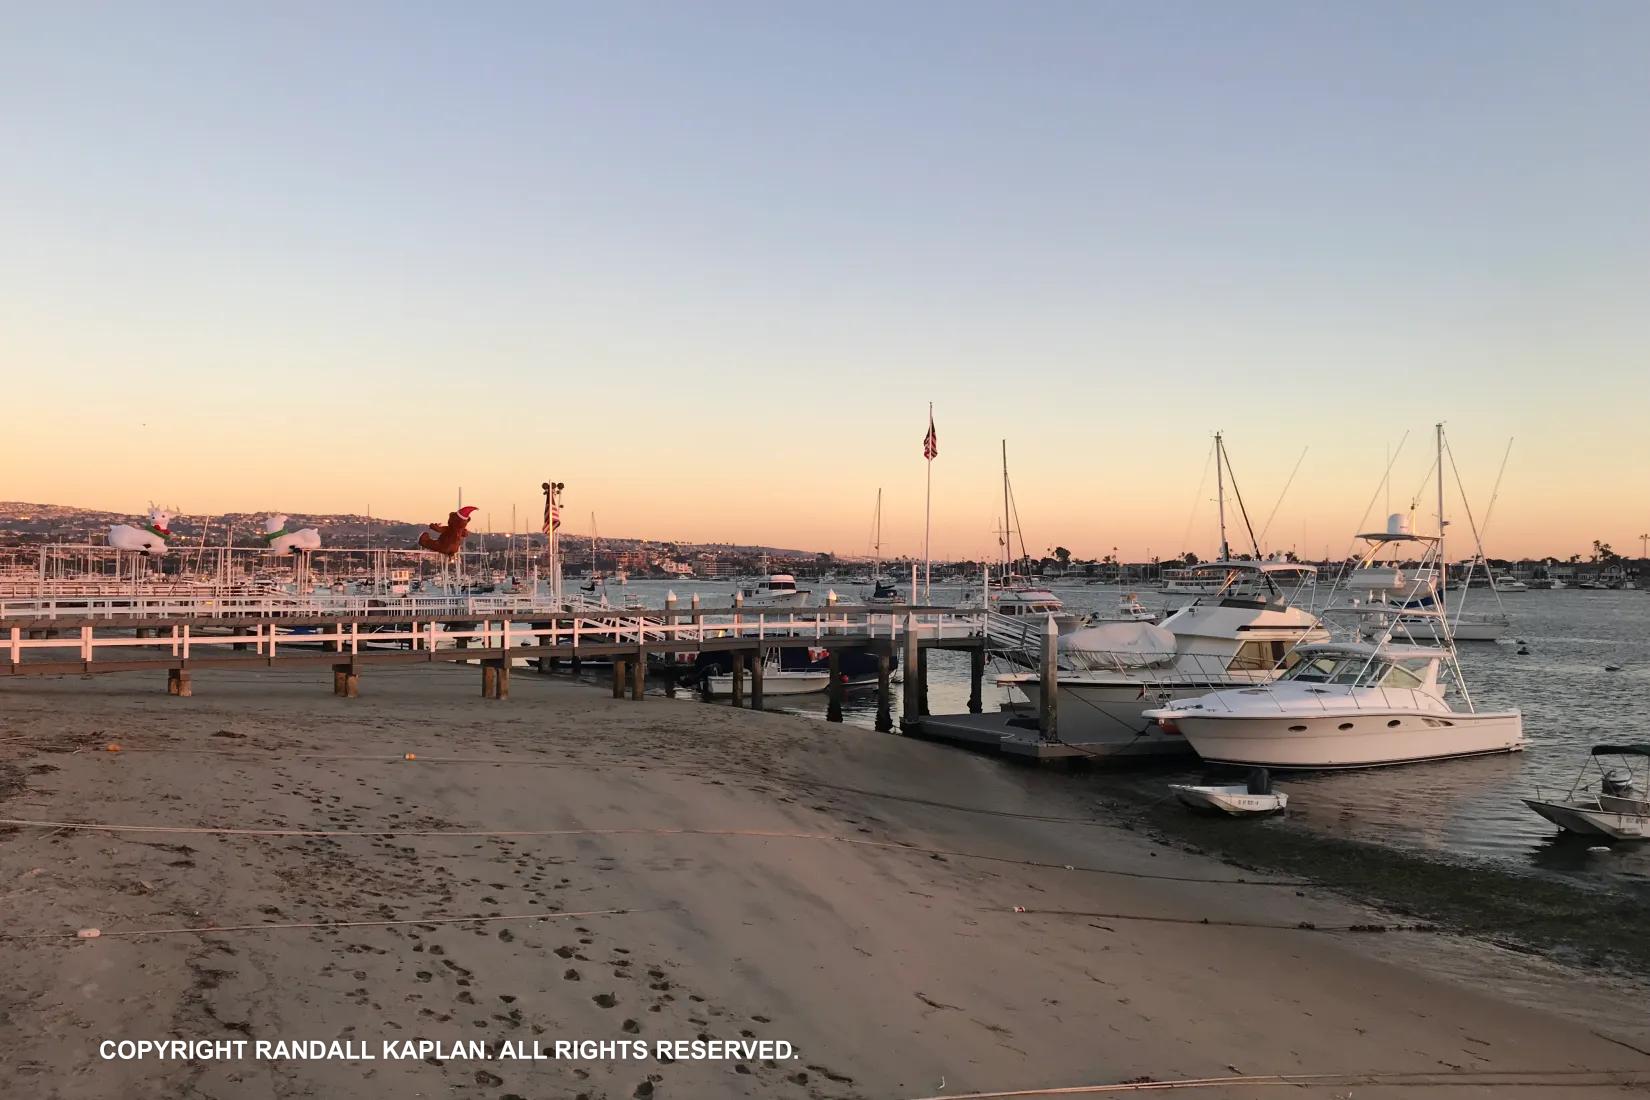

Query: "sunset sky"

xmin=5 ymin=3 xmax=1647 ymax=561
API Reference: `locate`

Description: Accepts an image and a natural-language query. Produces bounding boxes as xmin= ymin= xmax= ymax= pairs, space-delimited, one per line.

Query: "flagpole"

xmin=923 ymin=402 xmax=933 ymax=603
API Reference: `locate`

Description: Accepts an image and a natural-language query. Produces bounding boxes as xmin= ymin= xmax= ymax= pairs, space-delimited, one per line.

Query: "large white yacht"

xmin=1149 ymin=639 xmax=1525 ymax=768
xmin=738 ymin=574 xmax=811 ymax=608
xmin=995 ymin=561 xmax=1328 ymax=757
xmin=1147 ymin=426 xmax=1526 ymax=769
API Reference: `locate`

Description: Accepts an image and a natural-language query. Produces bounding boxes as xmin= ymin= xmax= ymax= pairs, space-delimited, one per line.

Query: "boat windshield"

xmin=1285 ymin=655 xmax=1432 ymax=688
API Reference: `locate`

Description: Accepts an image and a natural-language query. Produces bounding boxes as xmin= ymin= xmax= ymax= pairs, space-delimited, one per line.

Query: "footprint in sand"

xmin=592 ymin=993 xmax=617 ymax=1008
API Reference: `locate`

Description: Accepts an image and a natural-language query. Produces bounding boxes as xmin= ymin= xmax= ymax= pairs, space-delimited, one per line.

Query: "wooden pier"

xmin=0 ymin=603 xmax=989 ymax=730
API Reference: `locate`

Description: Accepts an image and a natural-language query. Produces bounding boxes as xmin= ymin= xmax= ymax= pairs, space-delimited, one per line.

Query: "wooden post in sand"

xmin=750 ymin=649 xmax=765 ymax=709
xmin=482 ymin=659 xmax=509 ymax=700
xmin=875 ymin=644 xmax=894 ymax=732
xmin=968 ymin=645 xmax=985 ymax=713
xmin=1038 ymin=613 xmax=1058 ymax=742
xmin=826 ymin=648 xmax=843 ymax=723
xmin=630 ymin=651 xmax=645 ymax=701
xmin=612 ymin=659 xmax=627 ymax=699
xmin=536 ymin=622 xmax=554 ymax=674
xmin=900 ymin=613 xmax=920 ymax=733
xmin=167 ymin=668 xmax=191 ymax=697
xmin=730 ymin=653 xmax=745 ymax=708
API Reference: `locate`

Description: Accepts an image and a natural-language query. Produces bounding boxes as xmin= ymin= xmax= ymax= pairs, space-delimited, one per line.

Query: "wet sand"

xmin=2 ymin=666 xmax=1648 ymax=1099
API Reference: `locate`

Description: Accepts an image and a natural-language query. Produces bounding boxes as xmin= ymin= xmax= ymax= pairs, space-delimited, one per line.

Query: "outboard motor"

xmin=1246 ymin=767 xmax=1272 ymax=795
xmin=1602 ymin=768 xmax=1636 ymax=798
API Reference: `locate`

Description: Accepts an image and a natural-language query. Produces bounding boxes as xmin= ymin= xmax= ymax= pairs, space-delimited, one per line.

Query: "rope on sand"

xmin=990 ymin=906 xmax=1439 ymax=935
xmin=1 ymin=906 xmax=652 ymax=942
xmin=0 ymin=818 xmax=1299 ymax=887
xmin=900 ymin=1068 xmax=1650 ymax=1098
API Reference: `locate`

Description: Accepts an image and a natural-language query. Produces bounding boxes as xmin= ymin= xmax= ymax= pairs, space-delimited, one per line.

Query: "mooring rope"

xmin=900 ymin=1068 xmax=1650 ymax=1098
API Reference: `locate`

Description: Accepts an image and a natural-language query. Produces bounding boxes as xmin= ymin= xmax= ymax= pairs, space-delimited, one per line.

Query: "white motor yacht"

xmin=1089 ymin=592 xmax=1158 ymax=624
xmin=1147 ymin=427 xmax=1525 ymax=769
xmin=1149 ymin=639 xmax=1525 ymax=768
xmin=738 ymin=573 xmax=811 ymax=608
xmin=994 ymin=561 xmax=1327 ymax=757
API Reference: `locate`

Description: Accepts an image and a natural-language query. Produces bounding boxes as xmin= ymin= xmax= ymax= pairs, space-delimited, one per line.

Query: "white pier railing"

xmin=3 ymin=606 xmax=988 ymax=669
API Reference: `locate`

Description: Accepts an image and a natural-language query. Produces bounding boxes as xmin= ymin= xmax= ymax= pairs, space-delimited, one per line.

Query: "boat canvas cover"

xmin=1592 ymin=744 xmax=1650 ymax=757
xmin=1059 ymin=622 xmax=1177 ymax=670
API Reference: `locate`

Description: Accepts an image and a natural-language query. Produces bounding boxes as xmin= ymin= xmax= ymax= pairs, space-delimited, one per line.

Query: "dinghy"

xmin=1169 ymin=769 xmax=1287 ymax=817
xmin=1524 ymin=744 xmax=1650 ymax=841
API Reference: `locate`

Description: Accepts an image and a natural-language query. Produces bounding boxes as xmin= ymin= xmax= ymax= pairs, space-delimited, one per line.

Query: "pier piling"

xmin=630 ymin=653 xmax=645 ymax=701
xmin=875 ymin=646 xmax=893 ymax=732
xmin=900 ymin=613 xmax=920 ymax=734
xmin=750 ymin=651 xmax=765 ymax=709
xmin=827 ymin=649 xmax=843 ymax=723
xmin=918 ymin=648 xmax=930 ymax=716
xmin=482 ymin=659 xmax=509 ymax=700
xmin=730 ymin=653 xmax=745 ymax=709
xmin=333 ymin=663 xmax=359 ymax=698
xmin=167 ymin=668 xmax=191 ymax=697
xmin=968 ymin=647 xmax=984 ymax=714
xmin=1038 ymin=614 xmax=1058 ymax=742
xmin=612 ymin=659 xmax=626 ymax=699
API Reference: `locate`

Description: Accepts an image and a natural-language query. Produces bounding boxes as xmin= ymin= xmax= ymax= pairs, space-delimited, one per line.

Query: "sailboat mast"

xmin=1215 ymin=432 xmax=1229 ymax=560
xmin=1436 ymin=422 xmax=1446 ymax=612
xmin=874 ymin=488 xmax=882 ymax=575
xmin=1001 ymin=441 xmax=1012 ymax=578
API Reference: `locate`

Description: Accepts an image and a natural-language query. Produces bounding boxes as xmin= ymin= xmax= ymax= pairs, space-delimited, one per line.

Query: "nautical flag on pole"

xmin=541 ymin=482 xmax=562 ymax=534
xmin=923 ymin=408 xmax=938 ymax=461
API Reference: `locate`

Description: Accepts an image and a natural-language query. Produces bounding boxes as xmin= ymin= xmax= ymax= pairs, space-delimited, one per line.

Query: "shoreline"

xmin=3 ymin=666 xmax=1649 ymax=1098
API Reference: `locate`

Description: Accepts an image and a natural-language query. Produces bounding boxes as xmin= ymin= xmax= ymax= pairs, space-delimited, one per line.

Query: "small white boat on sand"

xmin=1170 ymin=771 xmax=1288 ymax=816
xmin=1524 ymin=744 xmax=1650 ymax=841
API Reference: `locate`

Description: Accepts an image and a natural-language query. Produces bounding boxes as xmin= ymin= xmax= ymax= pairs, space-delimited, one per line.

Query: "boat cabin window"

xmin=768 ymin=579 xmax=795 ymax=591
xmin=1286 ymin=655 xmax=1341 ymax=682
xmin=1227 ymin=639 xmax=1294 ymax=672
xmin=1386 ymin=659 xmax=1432 ymax=690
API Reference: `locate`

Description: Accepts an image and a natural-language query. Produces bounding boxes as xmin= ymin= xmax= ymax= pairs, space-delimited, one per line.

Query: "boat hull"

xmin=1169 ymin=784 xmax=1287 ymax=816
xmin=1174 ymin=710 xmax=1525 ymax=769
xmin=1523 ymin=798 xmax=1649 ymax=840
xmin=704 ymin=672 xmax=830 ymax=697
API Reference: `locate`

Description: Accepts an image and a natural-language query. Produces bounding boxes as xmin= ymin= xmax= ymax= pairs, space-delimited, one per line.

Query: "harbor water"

xmin=603 ymin=577 xmax=1650 ymax=895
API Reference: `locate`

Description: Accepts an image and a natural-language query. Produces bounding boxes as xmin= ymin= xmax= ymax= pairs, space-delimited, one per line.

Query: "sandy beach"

xmin=2 ymin=666 xmax=1648 ymax=1099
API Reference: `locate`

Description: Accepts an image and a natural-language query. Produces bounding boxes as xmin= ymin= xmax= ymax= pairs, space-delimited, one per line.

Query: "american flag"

xmin=923 ymin=409 xmax=938 ymax=461
xmin=541 ymin=482 xmax=562 ymax=534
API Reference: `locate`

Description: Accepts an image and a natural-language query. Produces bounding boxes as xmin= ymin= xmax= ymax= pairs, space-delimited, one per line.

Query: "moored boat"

xmin=1147 ymin=426 xmax=1526 ymax=770
xmin=1524 ymin=744 xmax=1650 ymax=841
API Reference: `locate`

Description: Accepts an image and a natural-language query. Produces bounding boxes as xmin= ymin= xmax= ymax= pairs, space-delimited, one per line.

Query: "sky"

xmin=4 ymin=2 xmax=1647 ymax=561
